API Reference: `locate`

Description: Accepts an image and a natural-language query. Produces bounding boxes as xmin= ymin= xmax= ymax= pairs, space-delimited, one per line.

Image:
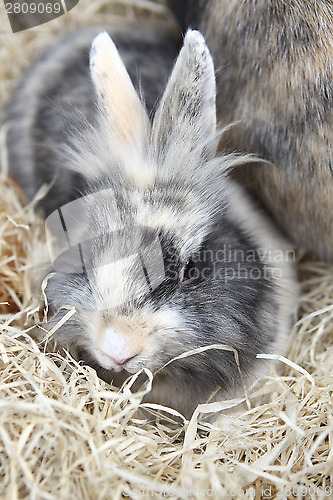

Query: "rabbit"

xmin=6 ymin=26 xmax=181 ymax=216
xmin=5 ymin=27 xmax=299 ymax=418
xmin=168 ymin=0 xmax=333 ymax=262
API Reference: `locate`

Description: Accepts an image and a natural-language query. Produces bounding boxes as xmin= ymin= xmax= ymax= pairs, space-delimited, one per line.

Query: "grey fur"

xmin=169 ymin=0 xmax=333 ymax=262
xmin=6 ymin=27 xmax=298 ymax=418
xmin=6 ymin=26 xmax=179 ymax=216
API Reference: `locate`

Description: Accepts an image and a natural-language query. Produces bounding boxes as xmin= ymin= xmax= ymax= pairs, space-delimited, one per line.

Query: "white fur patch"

xmin=90 ymin=32 xmax=150 ymax=152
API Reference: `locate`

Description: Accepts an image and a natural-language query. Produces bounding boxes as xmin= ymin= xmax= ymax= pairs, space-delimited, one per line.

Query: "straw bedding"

xmin=0 ymin=1 xmax=332 ymax=498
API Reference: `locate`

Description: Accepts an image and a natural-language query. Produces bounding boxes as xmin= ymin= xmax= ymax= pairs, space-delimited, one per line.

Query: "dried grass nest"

xmin=0 ymin=1 xmax=333 ymax=499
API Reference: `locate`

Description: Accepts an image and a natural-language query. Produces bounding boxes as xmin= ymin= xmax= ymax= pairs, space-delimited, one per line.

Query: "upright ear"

xmin=90 ymin=32 xmax=150 ymax=152
xmin=151 ymin=30 xmax=217 ymax=162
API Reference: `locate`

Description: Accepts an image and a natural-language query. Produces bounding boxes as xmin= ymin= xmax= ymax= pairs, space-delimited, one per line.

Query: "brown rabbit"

xmin=169 ymin=0 xmax=333 ymax=262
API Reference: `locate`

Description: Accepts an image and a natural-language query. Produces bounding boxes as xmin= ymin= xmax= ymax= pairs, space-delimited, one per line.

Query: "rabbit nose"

xmin=110 ymin=355 xmax=135 ymax=366
xmin=104 ymin=328 xmax=139 ymax=366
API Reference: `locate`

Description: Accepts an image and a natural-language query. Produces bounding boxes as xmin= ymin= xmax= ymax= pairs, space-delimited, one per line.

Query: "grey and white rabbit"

xmin=169 ymin=0 xmax=333 ymax=262
xmin=6 ymin=27 xmax=298 ymax=417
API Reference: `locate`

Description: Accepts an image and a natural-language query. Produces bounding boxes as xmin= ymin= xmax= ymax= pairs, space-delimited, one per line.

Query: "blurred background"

xmin=0 ymin=0 xmax=177 ymax=108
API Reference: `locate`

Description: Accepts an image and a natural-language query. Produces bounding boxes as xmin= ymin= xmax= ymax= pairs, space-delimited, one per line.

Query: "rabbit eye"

xmin=181 ymin=257 xmax=196 ymax=282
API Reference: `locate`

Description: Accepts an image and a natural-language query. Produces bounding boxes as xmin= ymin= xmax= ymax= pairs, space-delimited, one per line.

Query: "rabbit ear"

xmin=90 ymin=32 xmax=149 ymax=152
xmin=151 ymin=30 xmax=217 ymax=162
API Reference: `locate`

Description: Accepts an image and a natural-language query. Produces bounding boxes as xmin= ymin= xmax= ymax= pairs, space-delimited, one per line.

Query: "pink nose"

xmin=109 ymin=355 xmax=135 ymax=366
xmin=104 ymin=328 xmax=139 ymax=367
